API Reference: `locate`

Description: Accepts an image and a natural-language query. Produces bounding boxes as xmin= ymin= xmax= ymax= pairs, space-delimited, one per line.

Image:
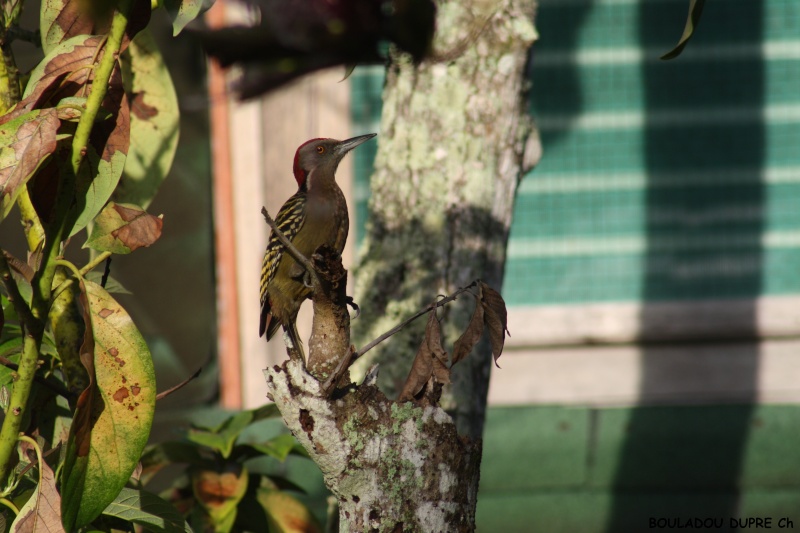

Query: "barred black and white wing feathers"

xmin=259 ymin=189 xmax=307 ymax=338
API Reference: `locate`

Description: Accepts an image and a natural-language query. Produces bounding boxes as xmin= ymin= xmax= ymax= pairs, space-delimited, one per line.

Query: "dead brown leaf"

xmin=398 ymin=311 xmax=450 ymax=402
xmin=479 ymin=282 xmax=508 ymax=367
xmin=451 ymin=284 xmax=485 ymax=366
xmin=111 ymin=204 xmax=163 ymax=250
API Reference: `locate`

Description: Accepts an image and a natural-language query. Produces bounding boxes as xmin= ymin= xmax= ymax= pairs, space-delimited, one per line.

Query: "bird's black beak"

xmin=335 ymin=133 xmax=377 ymax=156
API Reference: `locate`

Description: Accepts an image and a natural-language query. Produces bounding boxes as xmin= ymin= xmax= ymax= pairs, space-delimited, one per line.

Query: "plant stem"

xmin=0 ymin=0 xmax=132 ymax=485
xmin=16 ymin=187 xmax=45 ymax=253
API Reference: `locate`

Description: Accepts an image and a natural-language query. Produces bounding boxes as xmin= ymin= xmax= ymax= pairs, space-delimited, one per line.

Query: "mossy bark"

xmin=352 ymin=0 xmax=539 ymax=440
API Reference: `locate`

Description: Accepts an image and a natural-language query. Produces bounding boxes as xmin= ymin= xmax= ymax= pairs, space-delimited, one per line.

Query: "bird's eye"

xmin=316 ymin=146 xmax=325 ymax=154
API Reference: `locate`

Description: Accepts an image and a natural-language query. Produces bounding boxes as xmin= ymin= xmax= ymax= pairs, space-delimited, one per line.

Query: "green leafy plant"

xmin=0 ymin=0 xmax=206 ymax=530
xmin=141 ymin=406 xmax=322 ymax=533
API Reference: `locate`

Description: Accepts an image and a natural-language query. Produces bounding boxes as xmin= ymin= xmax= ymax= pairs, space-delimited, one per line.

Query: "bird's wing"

xmin=260 ymin=189 xmax=307 ymax=337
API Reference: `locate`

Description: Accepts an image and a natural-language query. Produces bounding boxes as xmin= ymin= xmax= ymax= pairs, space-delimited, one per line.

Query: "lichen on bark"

xmin=352 ymin=0 xmax=539 ymax=439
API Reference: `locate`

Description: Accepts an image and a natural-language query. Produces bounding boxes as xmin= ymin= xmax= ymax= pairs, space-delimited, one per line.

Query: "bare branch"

xmin=156 ymin=366 xmax=203 ymax=401
xmin=354 ymin=280 xmax=479 ymax=360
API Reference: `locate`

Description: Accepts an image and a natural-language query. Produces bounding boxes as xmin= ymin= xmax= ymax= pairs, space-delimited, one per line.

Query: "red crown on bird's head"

xmin=292 ymin=138 xmax=326 ymax=188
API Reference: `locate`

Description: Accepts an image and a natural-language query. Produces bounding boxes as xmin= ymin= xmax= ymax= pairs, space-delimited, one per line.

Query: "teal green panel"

xmin=477 ymin=492 xmax=608 ymax=533
xmin=476 ymin=490 xmax=800 ymax=533
xmin=590 ymin=406 xmax=800 ymax=490
xmin=739 ymin=406 xmax=800 ymax=487
xmin=765 ymin=1 xmax=800 ymax=41
xmin=767 ymin=183 xmax=800 ymax=232
xmin=503 ymin=256 xmax=644 ymax=305
xmin=535 ymin=1 xmax=641 ymax=50
xmin=480 ymin=406 xmax=588 ymax=492
xmin=767 ymin=122 xmax=800 ymax=166
xmin=511 ymin=189 xmax=645 ymax=239
xmin=763 ymin=249 xmax=800 ymax=295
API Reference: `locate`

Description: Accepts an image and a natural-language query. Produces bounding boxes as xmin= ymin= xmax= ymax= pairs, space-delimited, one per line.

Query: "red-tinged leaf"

xmin=84 ymin=202 xmax=163 ymax=254
xmin=192 ymin=464 xmax=248 ymax=529
xmin=479 ymin=282 xmax=509 ymax=367
xmin=0 ymin=109 xmax=60 ymax=221
xmin=256 ymin=488 xmax=322 ymax=533
xmin=40 ymin=0 xmax=152 ymax=55
xmin=10 ymin=441 xmax=66 ymax=533
xmin=451 ymin=286 xmax=485 ymax=366
xmin=61 ymin=280 xmax=156 ymax=530
xmin=22 ymin=35 xmax=130 ymax=235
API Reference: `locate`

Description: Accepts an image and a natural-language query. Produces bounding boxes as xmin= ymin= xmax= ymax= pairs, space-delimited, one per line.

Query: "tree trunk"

xmin=264 ymin=2 xmax=537 ymax=530
xmin=352 ymin=0 xmax=539 ymax=440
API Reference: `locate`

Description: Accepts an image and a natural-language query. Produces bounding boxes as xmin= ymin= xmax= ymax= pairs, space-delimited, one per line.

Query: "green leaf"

xmin=61 ymin=280 xmax=156 ymax=530
xmin=83 ymin=272 xmax=132 ymax=295
xmin=188 ymin=411 xmax=253 ymax=459
xmin=235 ymin=434 xmax=298 ymax=462
xmin=661 ymin=0 xmax=705 ymax=60
xmin=85 ymin=202 xmax=163 ymax=254
xmin=140 ymin=441 xmax=210 ymax=484
xmin=116 ymin=29 xmax=179 ymax=209
xmin=162 ymin=0 xmax=208 ymax=36
xmin=0 ymin=109 xmax=60 ymax=222
xmin=102 ymin=487 xmax=193 ymax=533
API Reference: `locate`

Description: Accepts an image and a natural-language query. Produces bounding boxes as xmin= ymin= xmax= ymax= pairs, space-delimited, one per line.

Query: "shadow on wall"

xmin=607 ymin=1 xmax=765 ymax=530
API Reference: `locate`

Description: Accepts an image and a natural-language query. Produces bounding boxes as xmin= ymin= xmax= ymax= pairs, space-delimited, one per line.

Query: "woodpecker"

xmin=260 ymin=133 xmax=377 ymax=352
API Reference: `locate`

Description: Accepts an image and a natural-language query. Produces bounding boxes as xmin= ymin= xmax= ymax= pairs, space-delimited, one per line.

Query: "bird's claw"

xmin=346 ymin=296 xmax=360 ymax=319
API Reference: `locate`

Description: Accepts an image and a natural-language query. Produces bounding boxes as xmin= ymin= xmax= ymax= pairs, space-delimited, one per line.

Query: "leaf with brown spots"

xmin=451 ymin=285 xmax=485 ymax=366
xmin=61 ymin=279 xmax=155 ymax=530
xmin=10 ymin=441 xmax=66 ymax=533
xmin=479 ymin=282 xmax=509 ymax=367
xmin=85 ymin=202 xmax=163 ymax=254
xmin=398 ymin=311 xmax=449 ymax=402
xmin=0 ymin=109 xmax=60 ymax=222
xmin=116 ymin=29 xmax=179 ymax=209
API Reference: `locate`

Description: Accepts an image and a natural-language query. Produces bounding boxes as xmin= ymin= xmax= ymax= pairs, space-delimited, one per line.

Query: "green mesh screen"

xmin=351 ymin=0 xmax=800 ymax=307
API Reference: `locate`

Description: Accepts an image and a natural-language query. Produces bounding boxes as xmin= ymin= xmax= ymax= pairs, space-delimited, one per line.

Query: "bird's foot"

xmin=346 ymin=296 xmax=360 ymax=319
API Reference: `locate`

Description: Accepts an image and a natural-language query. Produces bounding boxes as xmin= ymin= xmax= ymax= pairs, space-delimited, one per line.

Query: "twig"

xmin=353 ymin=280 xmax=479 ymax=360
xmin=0 ymin=250 xmax=39 ymax=334
xmin=156 ymin=366 xmax=203 ymax=401
xmin=0 ymin=357 xmax=74 ymax=400
xmin=260 ymin=206 xmax=320 ymax=290
xmin=100 ymin=255 xmax=112 ymax=288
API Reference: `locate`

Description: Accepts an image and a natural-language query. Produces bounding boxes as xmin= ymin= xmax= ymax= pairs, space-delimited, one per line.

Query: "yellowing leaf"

xmin=61 ymin=279 xmax=156 ymax=530
xmin=256 ymin=489 xmax=322 ymax=533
